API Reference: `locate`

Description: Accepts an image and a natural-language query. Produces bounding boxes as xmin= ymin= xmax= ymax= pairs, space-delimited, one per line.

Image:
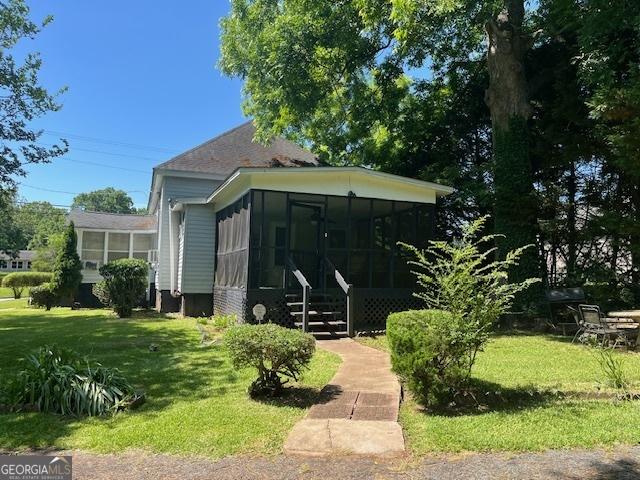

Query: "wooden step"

xmin=290 ymin=310 xmax=343 ymax=317
xmin=294 ymin=320 xmax=347 ymax=328
xmin=310 ymin=331 xmax=349 ymax=338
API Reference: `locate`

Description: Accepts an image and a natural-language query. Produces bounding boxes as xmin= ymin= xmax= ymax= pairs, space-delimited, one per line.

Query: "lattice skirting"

xmin=213 ymin=287 xmax=248 ymax=323
xmin=246 ymin=289 xmax=292 ymax=327
xmin=353 ymin=289 xmax=423 ymax=332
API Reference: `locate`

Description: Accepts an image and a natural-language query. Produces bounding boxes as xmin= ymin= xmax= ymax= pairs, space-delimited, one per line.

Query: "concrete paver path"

xmin=284 ymin=338 xmax=404 ymax=456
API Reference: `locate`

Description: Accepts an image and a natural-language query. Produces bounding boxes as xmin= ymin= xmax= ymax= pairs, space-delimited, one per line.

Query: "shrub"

xmin=395 ymin=216 xmax=540 ymax=407
xmin=212 ymin=313 xmax=236 ymax=328
xmin=3 ymin=345 xmax=139 ymax=416
xmin=224 ymin=323 xmax=315 ymax=397
xmin=388 ymin=310 xmax=473 ymax=406
xmin=95 ymin=258 xmax=148 ymax=318
xmin=30 ymin=283 xmax=58 ymax=310
xmin=2 ymin=272 xmax=53 ymax=299
xmin=52 ymin=222 xmax=82 ymax=304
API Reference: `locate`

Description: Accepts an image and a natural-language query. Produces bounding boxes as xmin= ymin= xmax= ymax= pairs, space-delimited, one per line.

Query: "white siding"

xmin=156 ymin=176 xmax=221 ymax=290
xmin=181 ymin=204 xmax=216 ymax=293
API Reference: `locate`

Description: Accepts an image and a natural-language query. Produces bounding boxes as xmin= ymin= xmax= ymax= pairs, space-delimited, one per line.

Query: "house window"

xmin=11 ymin=261 xmax=18 ymax=269
xmin=0 ymin=260 xmax=6 ymax=269
xmin=107 ymin=233 xmax=130 ymax=262
xmin=132 ymin=233 xmax=154 ymax=261
xmin=81 ymin=231 xmax=106 ymax=266
xmin=27 ymin=261 xmax=32 ymax=269
xmin=17 ymin=261 xmax=24 ymax=269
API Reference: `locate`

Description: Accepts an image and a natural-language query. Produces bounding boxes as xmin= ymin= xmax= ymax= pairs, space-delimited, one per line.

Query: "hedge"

xmin=2 ymin=272 xmax=53 ymax=299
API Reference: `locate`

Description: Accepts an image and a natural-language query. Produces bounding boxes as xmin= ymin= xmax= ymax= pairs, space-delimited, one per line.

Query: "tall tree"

xmin=220 ymin=0 xmax=542 ymax=298
xmin=0 ymin=0 xmax=67 ymax=193
xmin=15 ymin=200 xmax=66 ymax=249
xmin=72 ymin=187 xmax=135 ymax=214
xmin=0 ymin=189 xmax=25 ymax=255
xmin=52 ymin=222 xmax=82 ymax=304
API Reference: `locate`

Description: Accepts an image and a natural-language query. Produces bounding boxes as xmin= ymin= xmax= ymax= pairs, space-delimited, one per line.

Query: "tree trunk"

xmin=566 ymin=161 xmax=577 ymax=283
xmin=485 ymin=0 xmax=542 ymax=306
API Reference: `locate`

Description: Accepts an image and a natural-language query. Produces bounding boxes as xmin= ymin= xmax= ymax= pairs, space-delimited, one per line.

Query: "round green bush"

xmin=30 ymin=283 xmax=58 ymax=310
xmin=2 ymin=272 xmax=53 ymax=299
xmin=388 ymin=309 xmax=473 ymax=407
xmin=224 ymin=323 xmax=315 ymax=397
xmin=96 ymin=258 xmax=148 ymax=318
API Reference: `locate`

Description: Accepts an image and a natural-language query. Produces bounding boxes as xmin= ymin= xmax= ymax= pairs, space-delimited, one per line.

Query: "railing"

xmin=324 ymin=257 xmax=354 ymax=337
xmin=286 ymin=256 xmax=312 ymax=333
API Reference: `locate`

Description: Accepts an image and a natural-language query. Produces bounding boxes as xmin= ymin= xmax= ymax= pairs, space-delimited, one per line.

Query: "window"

xmin=11 ymin=261 xmax=18 ymax=269
xmin=17 ymin=261 xmax=24 ymax=269
xmin=0 ymin=260 xmax=6 ymax=269
xmin=107 ymin=233 xmax=130 ymax=262
xmin=132 ymin=233 xmax=154 ymax=261
xmin=82 ymin=231 xmax=105 ymax=264
xmin=27 ymin=261 xmax=32 ymax=269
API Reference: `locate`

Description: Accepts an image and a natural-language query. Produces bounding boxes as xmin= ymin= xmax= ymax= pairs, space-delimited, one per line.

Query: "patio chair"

xmin=577 ymin=304 xmax=637 ymax=347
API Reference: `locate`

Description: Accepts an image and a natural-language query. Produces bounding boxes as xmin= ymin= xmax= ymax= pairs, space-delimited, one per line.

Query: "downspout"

xmin=168 ymin=201 xmax=178 ymax=297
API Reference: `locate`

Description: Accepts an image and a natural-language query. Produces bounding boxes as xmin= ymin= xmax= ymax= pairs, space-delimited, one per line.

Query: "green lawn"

xmin=0 ymin=287 xmax=15 ymax=298
xmin=0 ymin=303 xmax=340 ymax=457
xmin=358 ymin=333 xmax=640 ymax=453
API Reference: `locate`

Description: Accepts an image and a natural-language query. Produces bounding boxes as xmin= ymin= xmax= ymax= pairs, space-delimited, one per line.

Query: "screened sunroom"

xmin=208 ymin=167 xmax=452 ymax=337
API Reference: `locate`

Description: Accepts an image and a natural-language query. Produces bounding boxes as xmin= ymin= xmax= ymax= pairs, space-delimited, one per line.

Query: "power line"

xmin=37 ymin=142 xmax=165 ymax=163
xmin=18 ymin=183 xmax=148 ymax=196
xmin=56 ymin=156 xmax=151 ymax=174
xmin=43 ymin=130 xmax=180 ymax=154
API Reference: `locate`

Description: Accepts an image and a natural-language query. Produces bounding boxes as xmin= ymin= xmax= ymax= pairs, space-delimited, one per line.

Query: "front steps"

xmin=286 ymin=292 xmax=348 ymax=339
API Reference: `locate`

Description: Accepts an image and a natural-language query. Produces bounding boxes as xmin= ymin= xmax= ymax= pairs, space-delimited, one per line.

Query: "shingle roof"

xmin=0 ymin=250 xmax=34 ymax=261
xmin=153 ymin=121 xmax=319 ymax=174
xmin=68 ymin=210 xmax=157 ymax=231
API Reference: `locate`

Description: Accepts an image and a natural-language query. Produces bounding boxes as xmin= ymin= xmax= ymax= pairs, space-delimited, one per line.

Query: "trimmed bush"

xmin=3 ymin=345 xmax=140 ymax=416
xmin=388 ymin=309 xmax=469 ymax=407
xmin=224 ymin=323 xmax=315 ymax=397
xmin=95 ymin=258 xmax=148 ymax=318
xmin=30 ymin=283 xmax=58 ymax=310
xmin=2 ymin=272 xmax=53 ymax=299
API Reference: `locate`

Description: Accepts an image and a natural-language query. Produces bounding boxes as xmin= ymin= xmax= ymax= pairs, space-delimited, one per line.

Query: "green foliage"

xmin=0 ymin=0 xmax=67 ymax=193
xmin=402 ymin=216 xmax=540 ymax=323
xmin=0 ymin=190 xmax=26 ymax=256
xmin=394 ymin=216 xmax=540 ymax=407
xmin=14 ymin=201 xmax=66 ymax=250
xmin=388 ymin=309 xmax=467 ymax=406
xmin=95 ymin=258 xmax=148 ymax=318
xmin=29 ymin=282 xmax=57 ymax=311
xmin=224 ymin=323 xmax=315 ymax=397
xmin=593 ymin=346 xmax=630 ymax=395
xmin=212 ymin=313 xmax=236 ymax=329
xmin=2 ymin=345 xmax=138 ymax=416
xmin=32 ymin=232 xmax=63 ymax=272
xmin=72 ymin=187 xmax=136 ymax=214
xmin=51 ymin=222 xmax=82 ymax=303
xmin=2 ymin=271 xmax=52 ymax=299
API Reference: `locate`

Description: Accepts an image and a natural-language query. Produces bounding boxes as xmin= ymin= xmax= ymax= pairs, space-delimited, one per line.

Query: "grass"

xmin=357 ymin=332 xmax=640 ymax=453
xmin=0 ymin=287 xmax=15 ymax=298
xmin=0 ymin=303 xmax=340 ymax=457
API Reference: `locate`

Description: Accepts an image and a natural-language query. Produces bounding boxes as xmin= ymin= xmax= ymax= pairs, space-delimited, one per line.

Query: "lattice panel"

xmin=213 ymin=287 xmax=248 ymax=323
xmin=356 ymin=293 xmax=422 ymax=331
xmin=246 ymin=289 xmax=293 ymax=327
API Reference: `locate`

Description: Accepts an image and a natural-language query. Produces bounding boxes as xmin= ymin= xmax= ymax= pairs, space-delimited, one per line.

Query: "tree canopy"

xmin=71 ymin=187 xmax=136 ymax=214
xmin=0 ymin=0 xmax=67 ymax=193
xmin=220 ymin=0 xmax=640 ymax=308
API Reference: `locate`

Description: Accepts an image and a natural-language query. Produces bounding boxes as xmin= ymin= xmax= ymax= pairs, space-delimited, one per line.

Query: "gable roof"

xmin=68 ymin=210 xmax=157 ymax=231
xmin=153 ymin=121 xmax=319 ymax=175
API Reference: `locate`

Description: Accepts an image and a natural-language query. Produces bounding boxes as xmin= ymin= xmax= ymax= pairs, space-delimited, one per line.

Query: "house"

xmin=147 ymin=121 xmax=453 ymax=335
xmin=0 ymin=250 xmax=34 ymax=272
xmin=70 ymin=210 xmax=158 ymax=306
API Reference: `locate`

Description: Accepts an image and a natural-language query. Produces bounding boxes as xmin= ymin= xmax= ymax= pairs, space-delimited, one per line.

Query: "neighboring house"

xmin=69 ymin=210 xmax=158 ymax=306
xmin=147 ymin=121 xmax=453 ymax=335
xmin=0 ymin=250 xmax=34 ymax=272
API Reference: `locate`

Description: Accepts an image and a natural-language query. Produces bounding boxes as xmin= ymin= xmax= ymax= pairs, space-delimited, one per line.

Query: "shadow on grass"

xmin=554 ymin=457 xmax=640 ymax=480
xmin=0 ymin=307 xmax=240 ymax=449
xmin=417 ymin=378 xmax=562 ymax=418
xmin=253 ymin=382 xmax=343 ymax=410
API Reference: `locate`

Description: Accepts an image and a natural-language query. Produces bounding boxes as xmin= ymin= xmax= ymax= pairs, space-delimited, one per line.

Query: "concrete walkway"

xmin=284 ymin=338 xmax=405 ymax=456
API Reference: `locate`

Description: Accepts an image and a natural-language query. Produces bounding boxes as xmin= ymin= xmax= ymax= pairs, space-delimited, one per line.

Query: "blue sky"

xmin=15 ymin=1 xmax=245 ymax=209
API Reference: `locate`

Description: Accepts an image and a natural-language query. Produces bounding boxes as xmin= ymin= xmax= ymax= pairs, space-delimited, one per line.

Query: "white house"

xmin=69 ymin=210 xmax=158 ymax=306
xmin=0 ymin=250 xmax=34 ymax=272
xmin=72 ymin=121 xmax=453 ymax=335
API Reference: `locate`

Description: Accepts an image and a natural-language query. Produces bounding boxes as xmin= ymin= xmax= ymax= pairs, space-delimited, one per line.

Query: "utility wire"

xmin=37 ymin=142 xmax=165 ymax=163
xmin=43 ymin=130 xmax=179 ymax=154
xmin=18 ymin=183 xmax=148 ymax=196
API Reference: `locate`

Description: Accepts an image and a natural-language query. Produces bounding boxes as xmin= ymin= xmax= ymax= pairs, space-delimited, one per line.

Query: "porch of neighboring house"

xmin=192 ymin=167 xmax=452 ymax=338
xmin=69 ymin=210 xmax=158 ymax=307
